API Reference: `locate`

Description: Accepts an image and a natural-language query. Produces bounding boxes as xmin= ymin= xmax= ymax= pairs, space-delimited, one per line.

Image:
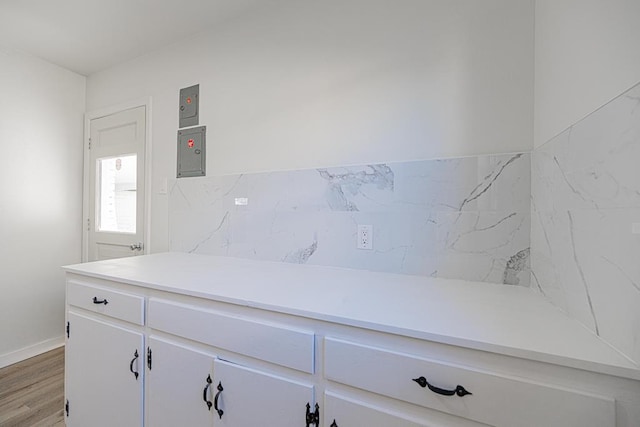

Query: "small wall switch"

xmin=357 ymin=224 xmax=373 ymax=250
xmin=235 ymin=197 xmax=249 ymax=206
xmin=158 ymin=178 xmax=168 ymax=195
xmin=633 ymin=223 xmax=640 ymax=235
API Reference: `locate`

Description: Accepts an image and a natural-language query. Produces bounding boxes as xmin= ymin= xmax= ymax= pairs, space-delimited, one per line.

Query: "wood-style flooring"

xmin=0 ymin=347 xmax=65 ymax=427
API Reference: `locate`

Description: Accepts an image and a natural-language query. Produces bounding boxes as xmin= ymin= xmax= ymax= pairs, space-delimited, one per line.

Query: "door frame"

xmin=82 ymin=97 xmax=153 ymax=262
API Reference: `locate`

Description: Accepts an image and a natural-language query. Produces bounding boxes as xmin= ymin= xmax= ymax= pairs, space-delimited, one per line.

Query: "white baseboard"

xmin=0 ymin=336 xmax=65 ymax=369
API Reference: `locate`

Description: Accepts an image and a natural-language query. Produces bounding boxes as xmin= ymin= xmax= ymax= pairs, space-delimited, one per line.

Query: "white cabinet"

xmin=146 ymin=298 xmax=317 ymax=426
xmin=143 ymin=337 xmax=316 ymax=427
xmin=146 ymin=337 xmax=216 ymax=427
xmin=65 ymin=280 xmax=317 ymax=427
xmin=212 ymin=359 xmax=315 ymax=426
xmin=64 ymin=254 xmax=640 ymax=427
xmin=65 ymin=311 xmax=144 ymax=427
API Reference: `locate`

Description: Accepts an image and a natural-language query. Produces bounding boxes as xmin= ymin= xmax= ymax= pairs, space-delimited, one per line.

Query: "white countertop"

xmin=63 ymin=252 xmax=640 ymax=380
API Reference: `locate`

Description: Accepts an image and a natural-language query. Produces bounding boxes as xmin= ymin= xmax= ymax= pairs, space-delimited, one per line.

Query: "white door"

xmin=212 ymin=359 xmax=315 ymax=426
xmin=146 ymin=336 xmax=216 ymax=427
xmin=65 ymin=311 xmax=144 ymax=427
xmin=87 ymin=106 xmax=146 ymax=261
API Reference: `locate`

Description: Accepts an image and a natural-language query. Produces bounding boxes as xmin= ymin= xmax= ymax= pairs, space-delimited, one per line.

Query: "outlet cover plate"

xmin=357 ymin=224 xmax=373 ymax=250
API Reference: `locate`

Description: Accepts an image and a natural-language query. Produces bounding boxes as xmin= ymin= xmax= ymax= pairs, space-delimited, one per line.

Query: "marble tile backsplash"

xmin=170 ymin=153 xmax=531 ymax=286
xmin=531 ymin=82 xmax=640 ymax=364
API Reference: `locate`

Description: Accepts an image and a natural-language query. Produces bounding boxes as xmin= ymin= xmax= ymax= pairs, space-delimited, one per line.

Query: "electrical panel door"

xmin=177 ymin=126 xmax=206 ymax=178
xmin=179 ymin=84 xmax=199 ymax=128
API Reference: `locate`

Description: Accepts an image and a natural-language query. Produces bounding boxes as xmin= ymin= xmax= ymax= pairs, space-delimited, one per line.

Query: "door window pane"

xmin=97 ymin=155 xmax=137 ymax=233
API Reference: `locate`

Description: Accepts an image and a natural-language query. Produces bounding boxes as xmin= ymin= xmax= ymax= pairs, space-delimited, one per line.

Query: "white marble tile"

xmin=530 ymin=209 xmax=600 ymax=332
xmin=529 ymin=210 xmax=566 ymax=302
xmin=436 ymin=211 xmax=531 ymax=285
xmin=169 ymin=153 xmax=531 ymax=285
xmin=475 ymin=153 xmax=530 ymax=213
xmin=316 ymin=165 xmax=396 ymax=211
xmin=533 ymin=84 xmax=640 ymax=212
xmin=184 ymin=153 xmax=532 ymax=216
xmin=393 ymin=153 xmax=530 ymax=213
xmin=531 ymin=82 xmax=640 ymax=364
xmin=170 ymin=207 xmax=231 ymax=255
xmin=570 ymin=209 xmax=640 ymax=363
xmin=169 ymin=174 xmax=249 ymax=212
xmin=168 ymin=176 xmax=248 ymax=254
xmin=307 ymin=212 xmax=426 ymax=274
xmin=531 ymin=207 xmax=640 ymax=362
xmin=395 ymin=212 xmax=441 ymax=277
xmin=392 ymin=157 xmax=478 ymax=212
xmin=246 ymin=169 xmax=328 ymax=212
xmin=227 ymin=211 xmax=319 ymax=262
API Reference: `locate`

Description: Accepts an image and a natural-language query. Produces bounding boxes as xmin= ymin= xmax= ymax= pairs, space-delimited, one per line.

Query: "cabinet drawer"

xmin=325 ymin=392 xmax=425 ymax=427
xmin=324 ymin=338 xmax=615 ymax=427
xmin=324 ymin=391 xmax=489 ymax=427
xmin=148 ymin=298 xmax=315 ymax=373
xmin=67 ymin=281 xmax=144 ymax=325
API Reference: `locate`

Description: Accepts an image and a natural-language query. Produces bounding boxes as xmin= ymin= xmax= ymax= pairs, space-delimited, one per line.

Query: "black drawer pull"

xmin=214 ymin=381 xmax=224 ymax=419
xmin=129 ymin=350 xmax=139 ymax=380
xmin=203 ymin=375 xmax=213 ymax=410
xmin=413 ymin=376 xmax=472 ymax=397
xmin=92 ymin=297 xmax=108 ymax=305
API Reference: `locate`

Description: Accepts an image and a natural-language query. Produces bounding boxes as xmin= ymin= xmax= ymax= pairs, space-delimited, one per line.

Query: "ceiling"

xmin=0 ymin=0 xmax=278 ymax=76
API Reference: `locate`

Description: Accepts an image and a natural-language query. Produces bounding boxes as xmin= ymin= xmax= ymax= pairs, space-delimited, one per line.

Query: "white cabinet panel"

xmin=146 ymin=336 xmax=216 ymax=427
xmin=324 ymin=391 xmax=491 ymax=427
xmin=212 ymin=359 xmax=315 ymax=426
xmin=325 ymin=392 xmax=426 ymax=427
xmin=148 ymin=298 xmax=315 ymax=373
xmin=67 ymin=280 xmax=144 ymax=325
xmin=65 ymin=311 xmax=144 ymax=427
xmin=325 ymin=338 xmax=615 ymax=427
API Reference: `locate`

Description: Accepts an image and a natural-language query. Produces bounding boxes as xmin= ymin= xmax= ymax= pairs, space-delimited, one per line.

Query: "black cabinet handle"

xmin=306 ymin=402 xmax=320 ymax=427
xmin=129 ymin=350 xmax=139 ymax=380
xmin=203 ymin=375 xmax=213 ymax=410
xmin=92 ymin=297 xmax=108 ymax=305
xmin=214 ymin=381 xmax=224 ymax=419
xmin=412 ymin=376 xmax=472 ymax=397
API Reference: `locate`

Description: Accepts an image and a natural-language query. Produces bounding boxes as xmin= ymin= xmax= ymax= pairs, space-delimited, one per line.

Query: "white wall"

xmin=0 ymin=49 xmax=85 ymax=366
xmin=534 ymin=0 xmax=640 ymax=148
xmin=86 ymin=0 xmax=535 ymax=253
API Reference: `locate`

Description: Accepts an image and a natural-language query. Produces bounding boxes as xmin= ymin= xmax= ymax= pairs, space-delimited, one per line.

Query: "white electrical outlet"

xmin=357 ymin=224 xmax=373 ymax=250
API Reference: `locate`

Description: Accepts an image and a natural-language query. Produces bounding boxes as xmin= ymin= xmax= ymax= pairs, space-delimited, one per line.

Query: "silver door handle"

xmin=130 ymin=242 xmax=144 ymax=251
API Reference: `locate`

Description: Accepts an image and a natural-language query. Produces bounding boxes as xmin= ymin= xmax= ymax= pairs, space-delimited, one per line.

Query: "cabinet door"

xmin=146 ymin=336 xmax=216 ymax=427
xmin=65 ymin=311 xmax=144 ymax=427
xmin=324 ymin=392 xmax=427 ymax=427
xmin=212 ymin=359 xmax=314 ymax=426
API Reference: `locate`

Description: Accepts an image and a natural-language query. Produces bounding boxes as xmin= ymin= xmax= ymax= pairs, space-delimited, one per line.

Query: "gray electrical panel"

xmin=177 ymin=126 xmax=206 ymax=178
xmin=179 ymin=84 xmax=199 ymax=128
